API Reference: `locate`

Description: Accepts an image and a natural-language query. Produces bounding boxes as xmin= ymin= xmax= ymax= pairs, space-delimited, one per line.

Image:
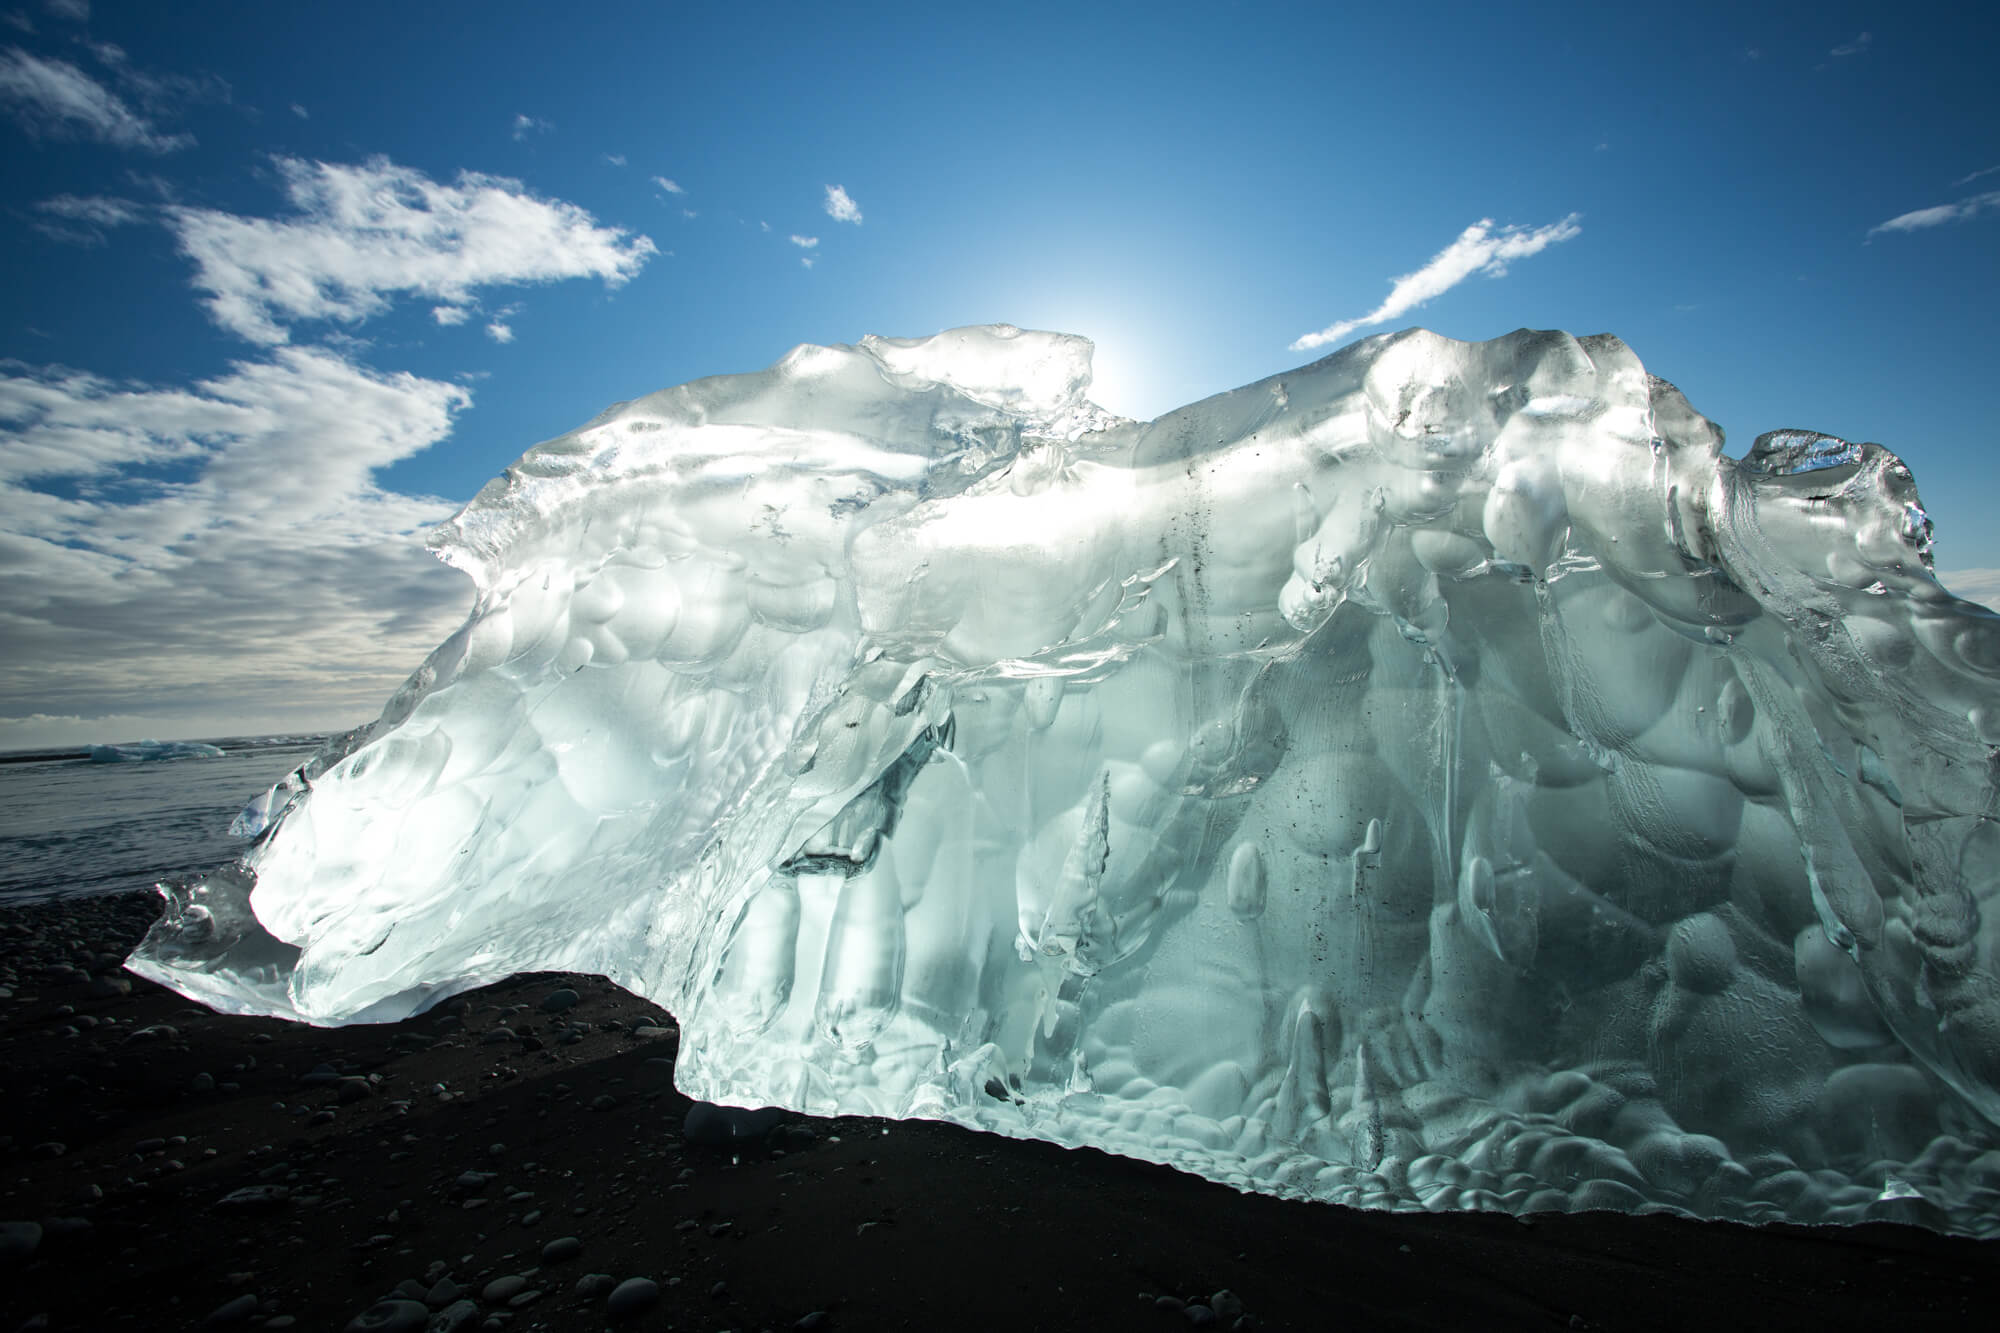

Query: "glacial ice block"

xmin=129 ymin=324 xmax=2000 ymax=1233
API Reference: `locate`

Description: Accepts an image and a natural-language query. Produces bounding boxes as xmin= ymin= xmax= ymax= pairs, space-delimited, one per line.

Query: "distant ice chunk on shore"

xmin=130 ymin=324 xmax=2000 ymax=1234
xmin=89 ymin=740 xmax=225 ymax=763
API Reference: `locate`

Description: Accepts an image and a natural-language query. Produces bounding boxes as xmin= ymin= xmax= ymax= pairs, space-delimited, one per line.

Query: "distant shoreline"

xmin=0 ymin=735 xmax=330 ymax=765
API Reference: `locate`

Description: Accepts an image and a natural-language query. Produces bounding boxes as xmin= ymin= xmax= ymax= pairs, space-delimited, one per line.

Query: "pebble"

xmin=590 ymin=1094 xmax=618 ymax=1112
xmin=481 ymin=1274 xmax=528 ymax=1304
xmin=539 ymin=1236 xmax=582 ymax=1263
xmin=481 ymin=1027 xmax=516 ymax=1044
xmin=1183 ymin=1305 xmax=1217 ymax=1327
xmin=215 ymin=1185 xmax=290 ymax=1210
xmin=795 ymin=1314 xmax=831 ymax=1332
xmin=204 ymin=1293 xmax=259 ymax=1326
xmin=573 ymin=1273 xmax=616 ymax=1299
xmin=519 ymin=1210 xmax=542 ymax=1227
xmin=540 ymin=988 xmax=579 ymax=1013
xmin=1 ymin=1221 xmax=43 ymax=1265
xmin=424 ymin=1278 xmax=462 ymax=1308
xmin=606 ymin=1277 xmax=660 ymax=1319
xmin=341 ymin=1299 xmax=429 ymax=1333
xmin=192 ymin=1072 xmax=216 ymax=1092
xmin=1210 ymin=1290 xmax=1245 ymax=1320
xmin=427 ymin=1300 xmax=480 ymax=1333
xmin=41 ymin=1216 xmax=92 ymax=1243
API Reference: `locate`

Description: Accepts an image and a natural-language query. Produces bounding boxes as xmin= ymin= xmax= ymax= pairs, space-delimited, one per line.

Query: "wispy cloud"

xmin=43 ymin=0 xmax=86 ymax=21
xmin=1829 ymin=32 xmax=1872 ymax=57
xmin=601 ymin=152 xmax=625 ymax=167
xmin=823 ymin=184 xmax=862 ymax=223
xmin=1954 ymin=165 xmax=2000 ymax=188
xmin=1290 ymin=214 xmax=1583 ymax=352
xmin=484 ymin=305 xmax=520 ymax=344
xmin=32 ymin=192 xmax=141 ymax=245
xmin=290 ymin=102 xmax=308 ymax=119
xmin=86 ymin=39 xmax=231 ymax=114
xmin=1868 ymin=190 xmax=2000 ymax=239
xmin=788 ymin=234 xmax=817 ymax=248
xmin=0 ymin=47 xmax=194 ymax=151
xmin=800 ymin=256 xmax=814 ymax=269
xmin=430 ymin=304 xmax=470 ymax=326
xmin=0 ymin=348 xmax=472 ymax=736
xmin=510 ymin=112 xmax=550 ymax=141
xmin=651 ymin=175 xmax=684 ymax=195
xmin=165 ymin=155 xmax=657 ymax=343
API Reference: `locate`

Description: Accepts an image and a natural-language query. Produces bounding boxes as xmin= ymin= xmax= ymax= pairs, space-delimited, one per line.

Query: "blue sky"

xmin=1 ymin=0 xmax=1996 ymax=747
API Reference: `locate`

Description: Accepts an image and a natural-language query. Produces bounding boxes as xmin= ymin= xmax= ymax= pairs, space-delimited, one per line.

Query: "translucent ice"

xmin=129 ymin=325 xmax=2000 ymax=1232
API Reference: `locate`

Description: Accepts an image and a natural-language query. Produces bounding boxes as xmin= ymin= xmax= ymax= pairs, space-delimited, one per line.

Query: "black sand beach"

xmin=2 ymin=891 xmax=1996 ymax=1332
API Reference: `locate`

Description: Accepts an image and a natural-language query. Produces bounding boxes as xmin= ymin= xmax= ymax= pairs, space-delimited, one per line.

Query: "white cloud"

xmin=0 ymin=47 xmax=194 ymax=151
xmin=1868 ymin=190 xmax=2000 ymax=238
xmin=43 ymin=0 xmax=86 ymax=21
xmin=651 ymin=175 xmax=684 ymax=194
xmin=86 ymin=39 xmax=230 ymax=114
xmin=789 ymin=234 xmax=818 ymax=248
xmin=1829 ymin=32 xmax=1872 ymax=57
xmin=485 ymin=319 xmax=514 ymax=344
xmin=0 ymin=348 xmax=474 ymax=736
xmin=1951 ymin=165 xmax=2000 ymax=187
xmin=801 ymin=256 xmax=814 ymax=269
xmin=1290 ymin=213 xmax=1583 ymax=352
xmin=602 ymin=152 xmax=625 ymax=166
xmin=511 ymin=112 xmax=550 ymax=141
xmin=32 ymin=192 xmax=141 ymax=244
xmin=290 ymin=102 xmax=308 ymax=119
xmin=823 ymin=184 xmax=862 ymax=223
xmin=1940 ymin=569 xmax=2000 ymax=610
xmin=430 ymin=304 xmax=471 ymax=326
xmin=680 ymin=208 xmax=697 ymax=219
xmin=166 ymin=155 xmax=656 ymax=343
xmin=759 ymin=220 xmax=770 ymax=232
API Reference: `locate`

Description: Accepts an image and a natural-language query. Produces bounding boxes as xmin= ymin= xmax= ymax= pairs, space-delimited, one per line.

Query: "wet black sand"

xmin=2 ymin=891 xmax=1997 ymax=1332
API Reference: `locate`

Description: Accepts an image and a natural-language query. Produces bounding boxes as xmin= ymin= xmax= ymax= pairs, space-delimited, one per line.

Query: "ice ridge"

xmin=129 ymin=324 xmax=2000 ymax=1233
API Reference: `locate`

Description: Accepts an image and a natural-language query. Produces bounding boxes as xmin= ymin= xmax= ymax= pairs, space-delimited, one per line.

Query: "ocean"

xmin=0 ymin=736 xmax=327 ymax=905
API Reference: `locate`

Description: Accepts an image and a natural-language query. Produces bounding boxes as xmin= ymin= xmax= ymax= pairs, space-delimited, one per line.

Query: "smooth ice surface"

xmin=130 ymin=325 xmax=2000 ymax=1233
xmin=88 ymin=740 xmax=225 ymax=763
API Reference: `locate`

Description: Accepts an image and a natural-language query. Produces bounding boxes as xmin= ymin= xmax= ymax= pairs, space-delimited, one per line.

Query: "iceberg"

xmin=89 ymin=740 xmax=225 ymax=763
xmin=129 ymin=325 xmax=2000 ymax=1232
